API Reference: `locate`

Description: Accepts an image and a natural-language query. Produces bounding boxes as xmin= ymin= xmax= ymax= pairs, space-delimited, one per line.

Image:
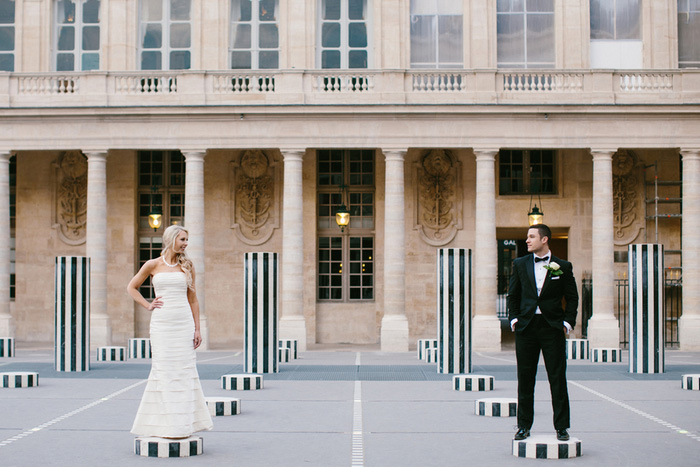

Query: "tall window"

xmin=498 ymin=149 xmax=556 ymax=195
xmin=590 ymin=0 xmax=641 ymax=69
xmin=137 ymin=151 xmax=185 ymax=299
xmin=0 ymin=0 xmax=14 ymax=72
xmin=497 ymin=0 xmax=554 ymax=68
xmin=410 ymin=0 xmax=463 ymax=68
xmin=679 ymin=0 xmax=700 ymax=68
xmin=318 ymin=0 xmax=369 ymax=68
xmin=54 ymin=0 xmax=101 ymax=71
xmin=140 ymin=0 xmax=191 ymax=70
xmin=317 ymin=149 xmax=374 ymax=301
xmin=230 ymin=0 xmax=279 ymax=69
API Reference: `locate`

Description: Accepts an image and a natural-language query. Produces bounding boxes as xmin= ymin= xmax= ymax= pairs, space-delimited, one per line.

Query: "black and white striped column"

xmin=134 ymin=436 xmax=203 ymax=457
xmin=205 ymin=397 xmax=241 ymax=416
xmin=128 ymin=338 xmax=152 ymax=359
xmin=417 ymin=339 xmax=437 ymax=360
xmin=1 ymin=371 xmax=39 ymax=388
xmin=566 ymin=339 xmax=589 ymax=360
xmin=0 ymin=337 xmax=14 ymax=357
xmin=437 ymin=248 xmax=472 ymax=374
xmin=244 ymin=252 xmax=279 ymax=374
xmin=628 ymin=244 xmax=665 ymax=374
xmin=591 ymin=348 xmax=622 ymax=363
xmin=221 ymin=374 xmax=264 ymax=390
xmin=55 ymin=256 xmax=90 ymax=372
xmin=681 ymin=374 xmax=700 ymax=390
xmin=97 ymin=346 xmax=126 ymax=361
xmin=279 ymin=339 xmax=298 ymax=359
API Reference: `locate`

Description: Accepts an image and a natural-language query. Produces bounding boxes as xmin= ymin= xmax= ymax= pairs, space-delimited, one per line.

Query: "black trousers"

xmin=515 ymin=314 xmax=570 ymax=430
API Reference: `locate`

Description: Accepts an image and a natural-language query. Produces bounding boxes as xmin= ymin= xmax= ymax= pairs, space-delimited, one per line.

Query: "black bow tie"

xmin=534 ymin=256 xmax=550 ymax=263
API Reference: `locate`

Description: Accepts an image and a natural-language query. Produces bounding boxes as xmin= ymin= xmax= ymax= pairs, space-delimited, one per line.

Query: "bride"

xmin=127 ymin=224 xmax=213 ymax=438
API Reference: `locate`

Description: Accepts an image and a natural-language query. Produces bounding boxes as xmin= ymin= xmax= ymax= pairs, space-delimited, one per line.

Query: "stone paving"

xmin=1 ymin=346 xmax=699 ymax=466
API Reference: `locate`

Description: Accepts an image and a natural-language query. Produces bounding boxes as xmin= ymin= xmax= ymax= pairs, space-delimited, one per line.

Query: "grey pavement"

xmin=1 ymin=346 xmax=699 ymax=466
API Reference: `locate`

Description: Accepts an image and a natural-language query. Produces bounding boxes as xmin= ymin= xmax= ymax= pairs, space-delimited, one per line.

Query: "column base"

xmin=380 ymin=315 xmax=409 ymax=352
xmin=199 ymin=315 xmax=210 ymax=351
xmin=586 ymin=316 xmax=620 ymax=349
xmin=471 ymin=316 xmax=501 ymax=352
xmin=90 ymin=314 xmax=112 ymax=348
xmin=279 ymin=316 xmax=307 ymax=351
xmin=679 ymin=315 xmax=700 ymax=351
xmin=0 ymin=314 xmax=14 ymax=337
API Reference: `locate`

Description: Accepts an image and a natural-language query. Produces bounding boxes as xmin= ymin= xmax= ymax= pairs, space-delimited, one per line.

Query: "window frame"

xmin=53 ymin=0 xmax=101 ymax=72
xmin=316 ymin=0 xmax=372 ymax=69
xmin=138 ymin=0 xmax=192 ymax=70
xmin=0 ymin=0 xmax=15 ymax=72
xmin=589 ymin=0 xmax=641 ymax=41
xmin=409 ymin=0 xmax=464 ymax=69
xmin=497 ymin=149 xmax=558 ymax=196
xmin=496 ymin=0 xmax=555 ymax=69
xmin=678 ymin=0 xmax=700 ymax=68
xmin=230 ymin=0 xmax=280 ymax=69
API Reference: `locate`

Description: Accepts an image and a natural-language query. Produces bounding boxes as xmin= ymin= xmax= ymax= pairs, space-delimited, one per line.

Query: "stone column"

xmin=0 ymin=152 xmax=12 ymax=337
xmin=381 ymin=150 xmax=409 ymax=352
xmin=183 ymin=150 xmax=209 ymax=350
xmin=279 ymin=150 xmax=307 ymax=350
xmin=587 ymin=149 xmax=620 ymax=348
xmin=85 ymin=151 xmax=111 ymax=347
xmin=472 ymin=150 xmax=501 ymax=352
xmin=680 ymin=149 xmax=700 ymax=350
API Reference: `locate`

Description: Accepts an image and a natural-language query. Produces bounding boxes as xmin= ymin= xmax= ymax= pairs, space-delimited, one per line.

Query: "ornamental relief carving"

xmin=413 ymin=149 xmax=463 ymax=246
xmin=231 ymin=150 xmax=280 ymax=245
xmin=52 ymin=151 xmax=87 ymax=245
xmin=613 ymin=150 xmax=644 ymax=245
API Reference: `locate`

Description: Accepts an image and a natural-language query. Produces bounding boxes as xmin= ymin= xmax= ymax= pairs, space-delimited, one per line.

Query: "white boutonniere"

xmin=544 ymin=262 xmax=563 ymax=276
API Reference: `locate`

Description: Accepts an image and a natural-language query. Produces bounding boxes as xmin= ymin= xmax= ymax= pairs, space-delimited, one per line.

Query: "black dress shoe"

xmin=514 ymin=427 xmax=530 ymax=440
xmin=556 ymin=429 xmax=570 ymax=441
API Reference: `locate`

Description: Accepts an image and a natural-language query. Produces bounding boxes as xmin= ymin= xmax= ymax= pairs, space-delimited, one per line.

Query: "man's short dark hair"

xmin=528 ymin=223 xmax=552 ymax=242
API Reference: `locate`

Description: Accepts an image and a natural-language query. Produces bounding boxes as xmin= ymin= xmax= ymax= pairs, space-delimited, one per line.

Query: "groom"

xmin=507 ymin=224 xmax=578 ymax=441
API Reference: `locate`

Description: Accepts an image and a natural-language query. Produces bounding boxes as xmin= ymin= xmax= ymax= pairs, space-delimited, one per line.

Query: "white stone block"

xmin=475 ymin=398 xmax=517 ymax=417
xmin=1 ymin=371 xmax=39 ymax=388
xmin=512 ymin=435 xmax=582 ymax=459
xmin=205 ymin=397 xmax=241 ymax=416
xmin=134 ymin=436 xmax=203 ymax=457
xmin=453 ymin=374 xmax=494 ymax=391
xmin=221 ymin=374 xmax=263 ymax=390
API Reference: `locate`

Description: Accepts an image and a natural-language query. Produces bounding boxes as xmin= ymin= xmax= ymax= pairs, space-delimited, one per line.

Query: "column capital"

xmin=181 ymin=150 xmax=207 ymax=161
xmin=382 ymin=149 xmax=407 ymax=161
xmin=473 ymin=149 xmax=499 ymax=160
xmin=590 ymin=149 xmax=617 ymax=159
xmin=83 ymin=150 xmax=108 ymax=160
xmin=680 ymin=148 xmax=700 ymax=159
xmin=280 ymin=149 xmax=306 ymax=161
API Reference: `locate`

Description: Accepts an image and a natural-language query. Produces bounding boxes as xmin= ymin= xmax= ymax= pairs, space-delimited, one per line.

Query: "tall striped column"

xmin=244 ymin=252 xmax=278 ymax=374
xmin=55 ymin=257 xmax=90 ymax=372
xmin=628 ymin=244 xmax=664 ymax=374
xmin=437 ymin=248 xmax=472 ymax=374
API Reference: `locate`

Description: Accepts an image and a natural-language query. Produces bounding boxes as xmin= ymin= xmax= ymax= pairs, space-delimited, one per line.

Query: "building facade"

xmin=1 ymin=0 xmax=699 ymax=351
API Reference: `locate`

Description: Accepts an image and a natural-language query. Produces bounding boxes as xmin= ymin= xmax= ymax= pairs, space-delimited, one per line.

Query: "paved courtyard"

xmin=1 ymin=345 xmax=699 ymax=466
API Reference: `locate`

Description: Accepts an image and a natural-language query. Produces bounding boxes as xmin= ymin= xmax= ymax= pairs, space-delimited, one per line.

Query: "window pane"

xmin=348 ymin=50 xmax=366 ymax=68
xmin=497 ymin=14 xmax=524 ymax=65
xmin=0 ymin=53 xmax=13 ymax=71
xmin=170 ymin=50 xmax=190 ymax=69
xmin=323 ymin=0 xmax=341 ymax=20
xmin=58 ymin=0 xmax=76 ymax=23
xmin=58 ymin=26 xmax=75 ymax=51
xmin=527 ymin=0 xmax=553 ymax=11
xmin=141 ymin=0 xmax=163 ymax=22
xmin=322 ymin=50 xmax=340 ymax=68
xmin=616 ymin=0 xmax=641 ymax=40
xmin=82 ymin=26 xmax=100 ymax=51
xmin=590 ymin=0 xmax=614 ymax=40
xmin=678 ymin=9 xmax=700 ymax=65
xmin=497 ymin=0 xmax=524 ymax=13
xmin=259 ymin=50 xmax=278 ymax=68
xmin=410 ymin=15 xmax=436 ymax=65
xmin=170 ymin=0 xmax=191 ymax=21
xmin=82 ymin=52 xmax=99 ymax=70
xmin=322 ymin=22 xmax=340 ymax=47
xmin=170 ymin=23 xmax=191 ymax=48
xmin=231 ymin=0 xmax=252 ymax=21
xmin=231 ymin=50 xmax=251 ymax=68
xmin=260 ymin=0 xmax=276 ymax=21
xmin=56 ymin=53 xmax=74 ymax=71
xmin=141 ymin=50 xmax=162 ymax=69
xmin=259 ymin=23 xmax=278 ymax=48
xmin=348 ymin=22 xmax=367 ymax=47
xmin=142 ymin=24 xmax=162 ymax=48
xmin=526 ymin=13 xmax=554 ymax=65
xmin=437 ymin=15 xmax=462 ymax=65
xmin=0 ymin=0 xmax=15 ymax=24
xmin=232 ymin=23 xmax=252 ymax=48
xmin=83 ymin=0 xmax=100 ymax=23
xmin=349 ymin=0 xmax=365 ymax=20
xmin=0 ymin=26 xmax=13 ymax=51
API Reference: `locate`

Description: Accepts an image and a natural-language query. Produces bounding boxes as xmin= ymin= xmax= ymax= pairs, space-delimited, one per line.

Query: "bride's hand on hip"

xmin=193 ymin=330 xmax=202 ymax=349
xmin=148 ymin=296 xmax=163 ymax=311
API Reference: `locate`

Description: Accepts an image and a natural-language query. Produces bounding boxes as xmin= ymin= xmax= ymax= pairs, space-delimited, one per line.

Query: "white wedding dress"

xmin=131 ymin=272 xmax=213 ymax=437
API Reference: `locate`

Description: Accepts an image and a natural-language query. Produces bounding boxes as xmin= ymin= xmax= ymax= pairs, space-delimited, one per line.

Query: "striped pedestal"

xmin=475 ymin=398 xmax=517 ymax=417
xmin=513 ymin=436 xmax=582 ymax=459
xmin=279 ymin=339 xmax=298 ymax=359
xmin=278 ymin=347 xmax=291 ymax=363
xmin=128 ymin=338 xmax=152 ymax=359
xmin=425 ymin=347 xmax=438 ymax=363
xmin=629 ymin=244 xmax=665 ymax=374
xmin=417 ymin=339 xmax=437 ymax=360
xmin=0 ymin=337 xmax=14 ymax=357
xmin=437 ymin=249 xmax=472 ymax=374
xmin=681 ymin=374 xmax=700 ymax=390
xmin=453 ymin=374 xmax=494 ymax=392
xmin=221 ymin=374 xmax=264 ymax=391
xmin=1 ymin=372 xmax=39 ymax=388
xmin=97 ymin=346 xmax=126 ymax=362
xmin=134 ymin=436 xmax=203 ymax=458
xmin=591 ymin=348 xmax=622 ymax=363
xmin=565 ymin=339 xmax=589 ymax=360
xmin=244 ymin=252 xmax=279 ymax=374
xmin=205 ymin=397 xmax=241 ymax=416
xmin=55 ymin=256 xmax=90 ymax=372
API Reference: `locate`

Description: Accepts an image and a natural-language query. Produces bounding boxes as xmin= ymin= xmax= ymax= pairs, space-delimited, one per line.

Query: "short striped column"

xmin=134 ymin=436 xmax=203 ymax=458
xmin=97 ymin=346 xmax=126 ymax=362
xmin=417 ymin=339 xmax=437 ymax=360
xmin=629 ymin=244 xmax=665 ymax=374
xmin=513 ymin=436 xmax=582 ymax=459
xmin=205 ymin=397 xmax=241 ymax=416
xmin=565 ymin=339 xmax=589 ymax=360
xmin=475 ymin=398 xmax=517 ymax=417
xmin=244 ymin=252 xmax=279 ymax=374
xmin=221 ymin=374 xmax=264 ymax=390
xmin=1 ymin=372 xmax=39 ymax=388
xmin=278 ymin=347 xmax=290 ymax=363
xmin=437 ymin=248 xmax=472 ymax=374
xmin=453 ymin=374 xmax=494 ymax=392
xmin=591 ymin=348 xmax=622 ymax=363
xmin=0 ymin=337 xmax=14 ymax=357
xmin=425 ymin=347 xmax=438 ymax=363
xmin=279 ymin=339 xmax=298 ymax=359
xmin=681 ymin=374 xmax=700 ymax=390
xmin=55 ymin=256 xmax=90 ymax=372
xmin=128 ymin=338 xmax=152 ymax=359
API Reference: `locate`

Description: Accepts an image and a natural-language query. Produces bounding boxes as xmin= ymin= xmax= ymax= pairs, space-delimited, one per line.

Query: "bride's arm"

xmin=127 ymin=259 xmax=162 ymax=311
xmin=187 ymin=267 xmax=203 ymax=349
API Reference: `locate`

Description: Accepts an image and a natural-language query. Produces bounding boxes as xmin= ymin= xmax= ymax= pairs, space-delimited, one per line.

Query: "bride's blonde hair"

xmin=161 ymin=225 xmax=194 ymax=290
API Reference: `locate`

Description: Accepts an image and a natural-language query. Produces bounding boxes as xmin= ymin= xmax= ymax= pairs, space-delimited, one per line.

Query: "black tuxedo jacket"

xmin=507 ymin=254 xmax=578 ymax=332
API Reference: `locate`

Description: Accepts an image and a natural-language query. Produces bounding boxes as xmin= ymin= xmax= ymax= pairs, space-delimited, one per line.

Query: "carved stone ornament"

xmin=413 ymin=149 xmax=462 ymax=246
xmin=231 ymin=150 xmax=280 ymax=245
xmin=52 ymin=151 xmax=87 ymax=245
xmin=613 ymin=150 xmax=643 ymax=245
